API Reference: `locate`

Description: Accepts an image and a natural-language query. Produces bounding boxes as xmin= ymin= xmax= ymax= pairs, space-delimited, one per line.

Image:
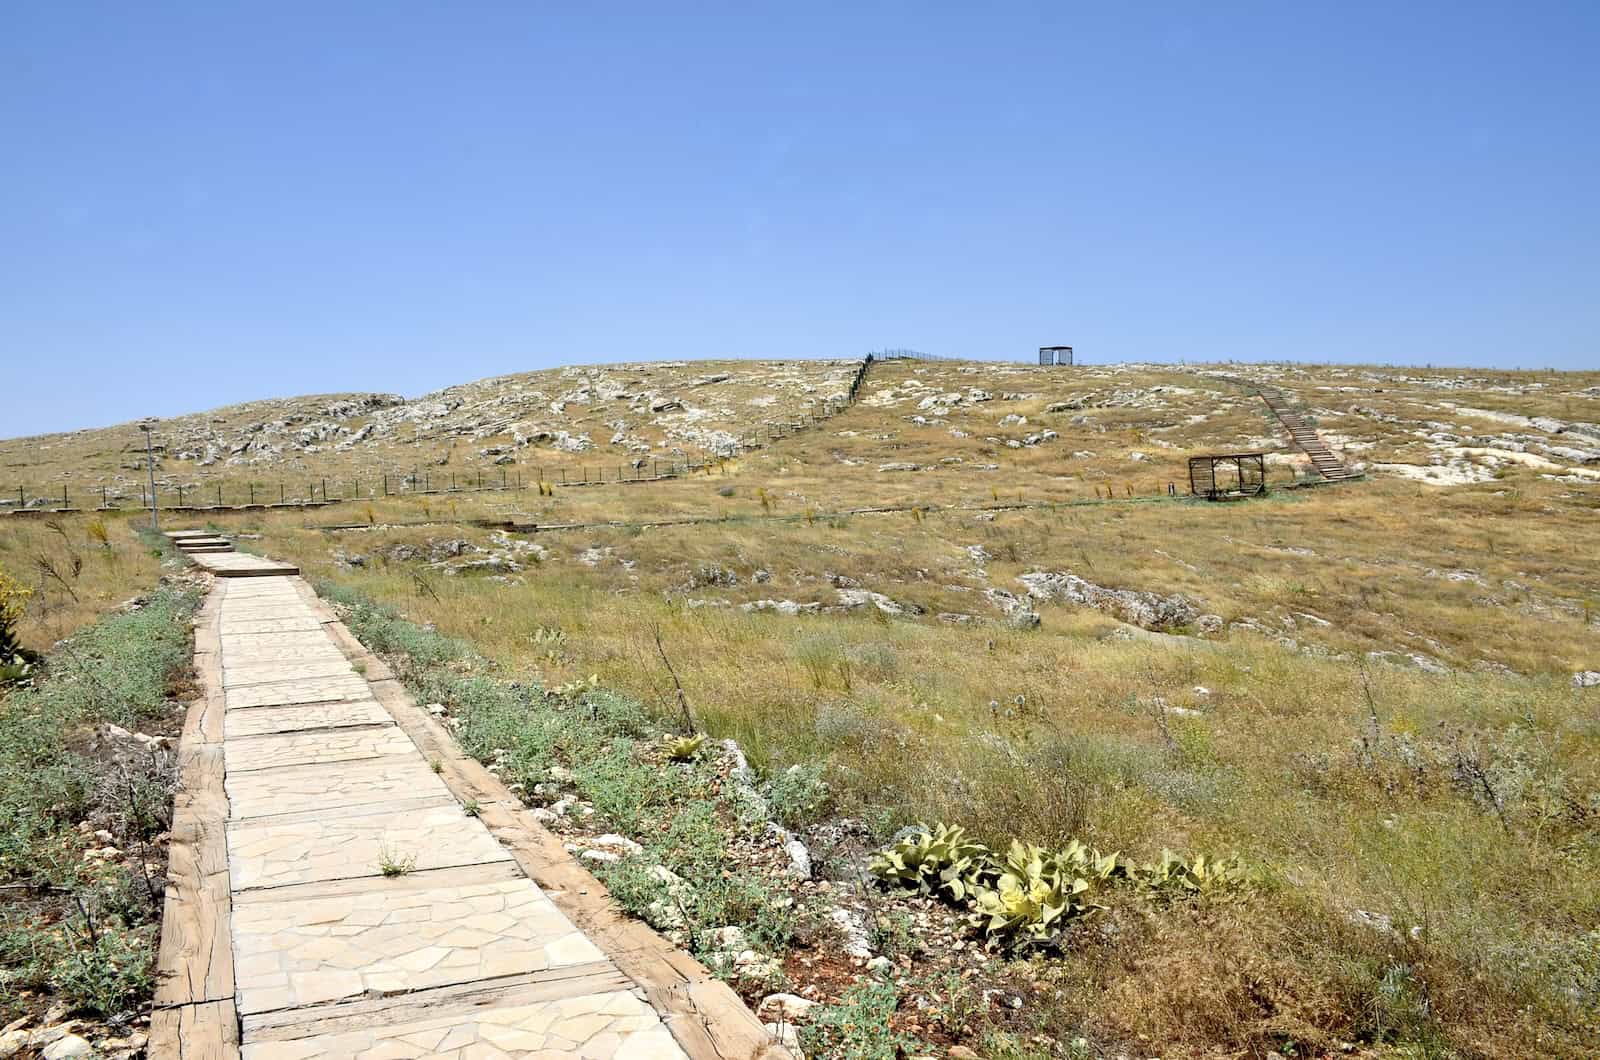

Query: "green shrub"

xmin=970 ymin=840 xmax=1097 ymax=950
xmin=870 ymin=823 xmax=990 ymax=901
xmin=768 ymin=762 xmax=830 ymax=829
xmin=1131 ymin=849 xmax=1254 ymax=900
xmin=49 ymin=923 xmax=157 ymax=1017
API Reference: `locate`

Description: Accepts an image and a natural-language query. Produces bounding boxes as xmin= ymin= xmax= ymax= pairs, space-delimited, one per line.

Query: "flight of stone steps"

xmin=167 ymin=529 xmax=300 ymax=576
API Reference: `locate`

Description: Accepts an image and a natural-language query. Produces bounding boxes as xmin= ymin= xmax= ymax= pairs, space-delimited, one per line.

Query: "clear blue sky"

xmin=3 ymin=2 xmax=1596 ymax=436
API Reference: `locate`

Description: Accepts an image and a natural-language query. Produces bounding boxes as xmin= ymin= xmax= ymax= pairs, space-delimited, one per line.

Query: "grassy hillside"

xmin=3 ymin=356 xmax=1597 ymax=1056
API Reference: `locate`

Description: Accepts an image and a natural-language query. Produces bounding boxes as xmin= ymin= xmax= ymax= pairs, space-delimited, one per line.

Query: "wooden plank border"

xmin=150 ymin=580 xmax=241 ymax=1060
xmin=290 ymin=576 xmax=791 ymax=1060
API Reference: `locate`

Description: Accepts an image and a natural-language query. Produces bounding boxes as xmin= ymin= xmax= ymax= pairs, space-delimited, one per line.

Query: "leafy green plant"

xmin=970 ymin=840 xmax=1097 ymax=950
xmin=665 ymin=732 xmax=706 ymax=761
xmin=1054 ymin=837 xmax=1124 ymax=882
xmin=1131 ymin=849 xmax=1253 ymax=899
xmin=870 ymin=823 xmax=990 ymax=901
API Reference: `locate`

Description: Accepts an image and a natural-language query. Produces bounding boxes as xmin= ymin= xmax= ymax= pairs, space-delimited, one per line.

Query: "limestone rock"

xmin=1019 ymin=570 xmax=1198 ymax=631
xmin=758 ymin=993 xmax=818 ymax=1021
xmin=43 ymin=1036 xmax=93 ymax=1060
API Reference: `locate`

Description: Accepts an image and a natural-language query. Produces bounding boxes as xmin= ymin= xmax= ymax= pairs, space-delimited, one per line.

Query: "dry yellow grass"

xmin=0 ymin=512 xmax=172 ymax=652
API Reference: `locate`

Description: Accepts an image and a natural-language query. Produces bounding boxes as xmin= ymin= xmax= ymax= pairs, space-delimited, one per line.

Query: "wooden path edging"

xmin=150 ymin=583 xmax=241 ymax=1059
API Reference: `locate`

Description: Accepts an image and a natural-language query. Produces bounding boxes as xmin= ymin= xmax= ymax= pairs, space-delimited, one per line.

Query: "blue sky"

xmin=3 ymin=2 xmax=1596 ymax=436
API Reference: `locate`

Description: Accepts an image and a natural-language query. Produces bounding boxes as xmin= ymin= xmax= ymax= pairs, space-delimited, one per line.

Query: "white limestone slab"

xmin=223 ymin=659 xmax=361 ymax=688
xmin=220 ymin=617 xmax=327 ymax=635
xmin=225 ymin=726 xmax=413 ymax=773
xmin=226 ymin=755 xmax=453 ymax=819
xmin=224 ymin=700 xmax=393 ymax=739
xmin=227 ymin=798 xmax=511 ymax=890
xmin=239 ymin=988 xmax=685 ymax=1058
xmin=231 ymin=872 xmax=605 ymax=1015
xmin=226 ymin=674 xmax=375 ymax=710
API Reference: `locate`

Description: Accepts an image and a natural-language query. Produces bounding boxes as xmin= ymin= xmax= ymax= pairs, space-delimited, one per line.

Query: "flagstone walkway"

xmin=152 ymin=537 xmax=783 ymax=1059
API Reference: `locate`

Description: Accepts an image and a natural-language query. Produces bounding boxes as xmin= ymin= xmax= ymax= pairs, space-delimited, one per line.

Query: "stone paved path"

xmin=160 ymin=551 xmax=711 ymax=1058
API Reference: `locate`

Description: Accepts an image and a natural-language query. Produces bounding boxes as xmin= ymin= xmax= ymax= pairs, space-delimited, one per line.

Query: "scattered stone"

xmin=1367 ymin=650 xmax=1451 ymax=675
xmin=1007 ymin=609 xmax=1042 ymax=630
xmin=835 ymin=588 xmax=922 ymax=616
xmin=589 ymin=833 xmax=643 ymax=856
xmin=740 ymin=599 xmax=822 ymax=616
xmin=828 ymin=906 xmax=873 ymax=959
xmin=758 ymin=993 xmax=818 ymax=1021
xmin=1574 ymin=671 xmax=1600 ymax=689
xmin=42 ymin=1036 xmax=93 ymax=1060
xmin=764 ymin=1021 xmax=804 ymax=1055
xmin=1019 ymin=570 xmax=1198 ymax=631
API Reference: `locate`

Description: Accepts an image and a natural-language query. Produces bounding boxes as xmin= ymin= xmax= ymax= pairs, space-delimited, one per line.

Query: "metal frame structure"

xmin=1039 ymin=345 xmax=1074 ymax=366
xmin=1188 ymin=453 xmax=1267 ymax=500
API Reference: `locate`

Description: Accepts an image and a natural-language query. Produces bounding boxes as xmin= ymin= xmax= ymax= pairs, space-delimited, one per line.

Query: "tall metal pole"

xmin=140 ymin=423 xmax=159 ymax=532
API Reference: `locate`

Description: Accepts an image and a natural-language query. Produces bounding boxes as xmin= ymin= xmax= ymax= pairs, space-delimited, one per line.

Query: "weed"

xmin=800 ymin=979 xmax=917 ymax=1060
xmin=378 ymin=846 xmax=416 ymax=877
xmin=767 ymin=762 xmax=830 ymax=829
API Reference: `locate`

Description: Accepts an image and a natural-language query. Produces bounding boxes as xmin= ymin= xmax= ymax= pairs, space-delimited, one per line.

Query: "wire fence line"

xmin=5 ymin=354 xmax=898 ymax=517
xmin=0 ymin=457 xmax=764 ymax=516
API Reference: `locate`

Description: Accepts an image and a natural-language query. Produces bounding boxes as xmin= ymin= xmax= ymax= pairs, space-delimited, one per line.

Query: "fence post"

xmin=249 ymin=482 xmax=256 ymax=505
xmin=63 ymin=484 xmax=69 ymax=509
xmin=322 ymin=478 xmax=328 ymax=502
xmin=217 ymin=483 xmax=222 ymax=507
xmin=101 ymin=485 xmax=107 ymax=508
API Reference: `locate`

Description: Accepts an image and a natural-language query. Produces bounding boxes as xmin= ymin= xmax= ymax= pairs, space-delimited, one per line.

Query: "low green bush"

xmin=0 ymin=584 xmax=198 ymax=1018
xmin=871 ymin=822 xmax=1251 ymax=950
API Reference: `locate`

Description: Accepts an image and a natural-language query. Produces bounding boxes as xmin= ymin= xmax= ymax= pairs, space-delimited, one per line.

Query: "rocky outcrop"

xmin=1018 ymin=571 xmax=1199 ymax=631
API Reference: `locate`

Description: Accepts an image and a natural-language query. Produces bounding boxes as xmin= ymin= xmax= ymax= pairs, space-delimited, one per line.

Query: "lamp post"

xmin=139 ymin=422 xmax=159 ymax=532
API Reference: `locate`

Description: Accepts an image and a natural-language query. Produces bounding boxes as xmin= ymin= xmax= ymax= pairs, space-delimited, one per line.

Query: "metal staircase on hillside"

xmin=1255 ymin=385 xmax=1357 ymax=481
